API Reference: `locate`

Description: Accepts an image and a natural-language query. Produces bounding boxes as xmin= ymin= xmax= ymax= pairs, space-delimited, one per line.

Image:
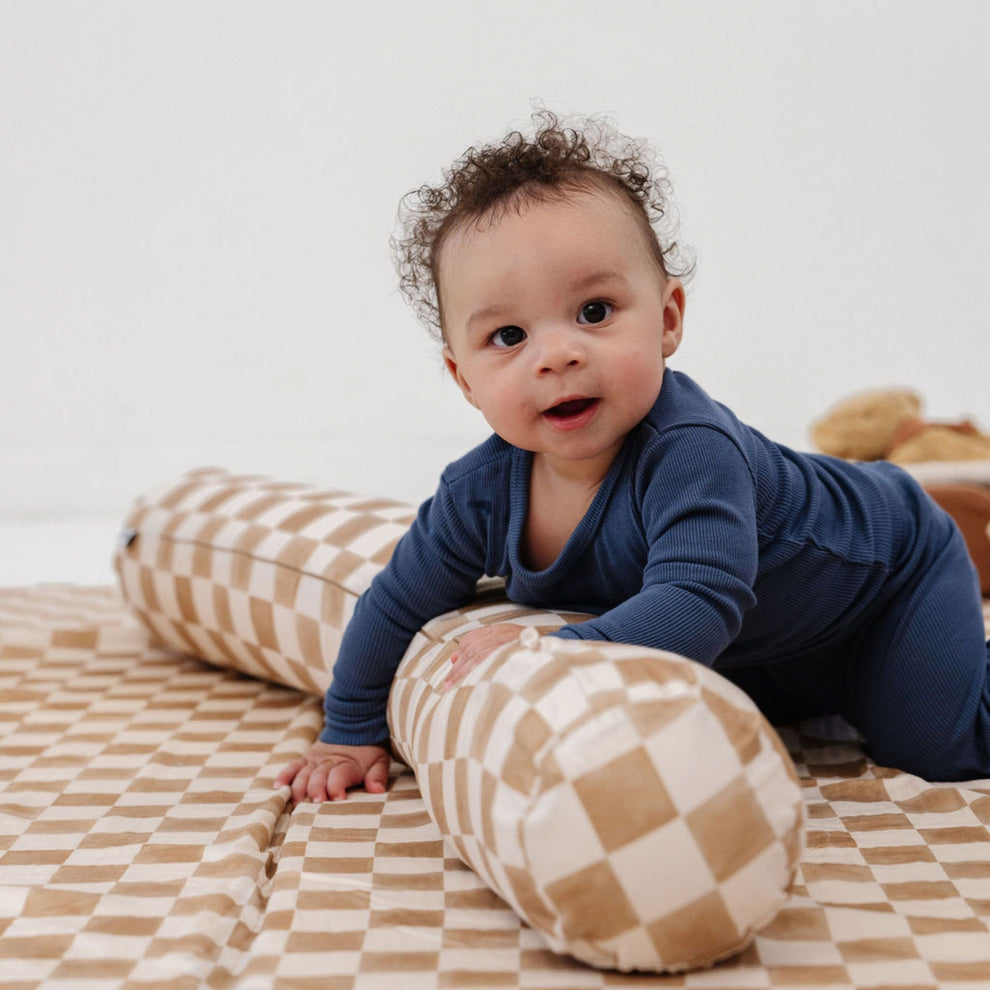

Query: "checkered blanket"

xmin=2 ymin=586 xmax=989 ymax=989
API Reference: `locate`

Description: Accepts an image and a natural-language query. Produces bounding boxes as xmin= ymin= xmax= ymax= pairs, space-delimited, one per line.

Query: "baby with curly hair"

xmin=276 ymin=111 xmax=990 ymax=802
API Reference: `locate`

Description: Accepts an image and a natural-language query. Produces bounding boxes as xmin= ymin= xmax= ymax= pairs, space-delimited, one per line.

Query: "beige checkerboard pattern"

xmin=114 ymin=467 xmax=417 ymax=696
xmin=2 ymin=585 xmax=990 ymax=987
xmin=114 ymin=468 xmax=806 ymax=971
xmin=389 ymin=610 xmax=805 ymax=971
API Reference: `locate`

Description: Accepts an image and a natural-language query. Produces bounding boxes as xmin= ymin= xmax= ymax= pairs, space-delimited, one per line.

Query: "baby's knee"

xmin=867 ymin=721 xmax=990 ymax=782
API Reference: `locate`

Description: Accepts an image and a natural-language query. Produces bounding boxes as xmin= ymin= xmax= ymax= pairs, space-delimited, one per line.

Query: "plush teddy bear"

xmin=811 ymin=389 xmax=990 ymax=464
xmin=810 ymin=388 xmax=922 ymax=461
xmin=886 ymin=420 xmax=990 ymax=465
xmin=810 ymin=388 xmax=990 ymax=594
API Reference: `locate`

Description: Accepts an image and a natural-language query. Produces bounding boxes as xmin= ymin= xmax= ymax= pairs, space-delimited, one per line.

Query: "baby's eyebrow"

xmin=466 ymin=270 xmax=629 ymax=330
xmin=467 ymin=302 xmax=509 ymax=330
xmin=569 ymin=269 xmax=629 ymax=291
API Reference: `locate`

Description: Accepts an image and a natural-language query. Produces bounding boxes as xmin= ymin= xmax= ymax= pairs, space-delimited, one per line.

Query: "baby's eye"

xmin=490 ymin=326 xmax=526 ymax=349
xmin=577 ymin=301 xmax=613 ymax=325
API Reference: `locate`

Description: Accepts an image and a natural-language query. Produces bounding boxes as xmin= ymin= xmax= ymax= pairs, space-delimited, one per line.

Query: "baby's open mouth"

xmin=544 ymin=397 xmax=598 ymax=419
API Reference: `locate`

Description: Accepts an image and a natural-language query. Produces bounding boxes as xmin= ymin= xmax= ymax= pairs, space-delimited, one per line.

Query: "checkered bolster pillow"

xmin=116 ymin=467 xmax=804 ymax=972
xmin=389 ymin=618 xmax=804 ymax=972
xmin=114 ymin=467 xmax=416 ymax=696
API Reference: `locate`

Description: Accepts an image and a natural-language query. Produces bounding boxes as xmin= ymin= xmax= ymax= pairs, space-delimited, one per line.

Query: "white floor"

xmin=0 ymin=517 xmax=123 ymax=587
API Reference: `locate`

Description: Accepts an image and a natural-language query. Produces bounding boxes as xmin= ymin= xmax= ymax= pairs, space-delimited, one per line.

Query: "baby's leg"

xmin=721 ymin=648 xmax=848 ymax=728
xmin=845 ymin=523 xmax=990 ymax=781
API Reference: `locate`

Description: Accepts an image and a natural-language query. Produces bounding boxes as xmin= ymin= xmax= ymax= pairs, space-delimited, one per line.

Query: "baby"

xmin=276 ymin=111 xmax=990 ymax=802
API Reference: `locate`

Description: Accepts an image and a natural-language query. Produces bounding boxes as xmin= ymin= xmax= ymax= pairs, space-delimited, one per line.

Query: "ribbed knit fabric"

xmin=322 ymin=371 xmax=989 ymax=778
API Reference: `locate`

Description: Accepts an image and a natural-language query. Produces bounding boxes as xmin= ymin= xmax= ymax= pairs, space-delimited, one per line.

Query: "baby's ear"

xmin=443 ymin=347 xmax=479 ymax=408
xmin=661 ymin=278 xmax=686 ymax=358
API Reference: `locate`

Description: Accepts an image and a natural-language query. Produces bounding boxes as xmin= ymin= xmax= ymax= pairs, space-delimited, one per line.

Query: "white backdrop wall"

xmin=3 ymin=0 xmax=989 ymax=522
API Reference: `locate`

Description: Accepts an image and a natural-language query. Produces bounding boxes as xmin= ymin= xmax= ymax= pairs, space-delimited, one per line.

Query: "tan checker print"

xmin=3 ymin=585 xmax=990 ymax=987
xmin=389 ymin=612 xmax=806 ymax=973
xmin=114 ymin=467 xmax=417 ymax=697
xmin=0 ymin=585 xmax=322 ymax=988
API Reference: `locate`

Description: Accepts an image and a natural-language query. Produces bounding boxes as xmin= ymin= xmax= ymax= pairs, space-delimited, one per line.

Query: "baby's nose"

xmin=535 ymin=328 xmax=584 ymax=374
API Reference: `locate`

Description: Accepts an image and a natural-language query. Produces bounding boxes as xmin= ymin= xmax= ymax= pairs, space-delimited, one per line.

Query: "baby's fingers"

xmin=363 ymin=751 xmax=390 ymax=795
xmin=444 ymin=654 xmax=477 ymax=691
xmin=290 ymin=762 xmax=314 ymax=804
xmin=306 ymin=762 xmax=333 ymax=803
xmin=326 ymin=761 xmax=365 ymax=802
xmin=273 ymin=758 xmax=307 ymax=790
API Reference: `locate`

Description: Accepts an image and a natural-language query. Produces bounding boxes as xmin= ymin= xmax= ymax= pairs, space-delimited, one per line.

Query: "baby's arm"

xmin=554 ymin=427 xmax=759 ymax=664
xmin=278 ymin=475 xmax=490 ymax=799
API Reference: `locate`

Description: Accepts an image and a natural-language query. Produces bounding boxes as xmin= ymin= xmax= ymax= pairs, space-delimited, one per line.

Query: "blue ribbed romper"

xmin=322 ymin=370 xmax=990 ymax=781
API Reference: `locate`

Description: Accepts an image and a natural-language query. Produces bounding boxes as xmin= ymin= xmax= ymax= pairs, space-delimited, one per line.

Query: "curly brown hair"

xmin=391 ymin=109 xmax=694 ymax=342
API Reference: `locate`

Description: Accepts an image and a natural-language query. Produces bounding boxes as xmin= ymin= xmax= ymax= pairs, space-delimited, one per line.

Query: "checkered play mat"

xmin=2 ymin=585 xmax=990 ymax=988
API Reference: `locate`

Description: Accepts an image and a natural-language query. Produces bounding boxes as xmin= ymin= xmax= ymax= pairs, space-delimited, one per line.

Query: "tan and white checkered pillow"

xmin=388 ymin=616 xmax=805 ymax=972
xmin=114 ymin=467 xmax=415 ymax=695
xmin=116 ymin=467 xmax=804 ymax=972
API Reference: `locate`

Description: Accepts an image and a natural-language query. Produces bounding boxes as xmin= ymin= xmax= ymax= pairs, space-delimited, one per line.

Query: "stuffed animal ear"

xmin=810 ymin=389 xmax=922 ymax=461
xmin=886 ymin=420 xmax=990 ymax=465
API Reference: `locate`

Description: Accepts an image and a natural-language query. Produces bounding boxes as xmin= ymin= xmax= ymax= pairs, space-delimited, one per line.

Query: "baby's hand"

xmin=273 ymin=741 xmax=390 ymax=803
xmin=445 ymin=622 xmax=526 ymax=691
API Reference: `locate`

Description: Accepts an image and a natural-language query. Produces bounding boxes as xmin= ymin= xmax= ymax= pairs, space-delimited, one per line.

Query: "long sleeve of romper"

xmin=552 ymin=426 xmax=760 ymax=665
xmin=320 ymin=478 xmax=487 ymax=746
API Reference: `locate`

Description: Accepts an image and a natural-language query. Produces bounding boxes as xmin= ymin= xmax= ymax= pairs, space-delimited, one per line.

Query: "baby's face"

xmin=438 ymin=186 xmax=684 ymax=481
